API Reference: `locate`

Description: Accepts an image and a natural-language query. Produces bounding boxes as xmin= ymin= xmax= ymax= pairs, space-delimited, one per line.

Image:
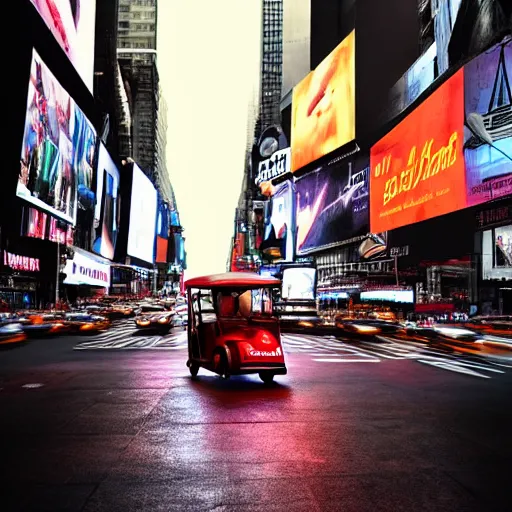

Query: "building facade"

xmin=251 ymin=0 xmax=512 ymax=318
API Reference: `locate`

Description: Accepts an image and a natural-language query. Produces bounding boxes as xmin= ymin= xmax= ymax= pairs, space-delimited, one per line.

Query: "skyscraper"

xmin=259 ymin=0 xmax=284 ymax=133
xmin=282 ymin=0 xmax=311 ymax=98
xmin=116 ymin=0 xmax=173 ymax=203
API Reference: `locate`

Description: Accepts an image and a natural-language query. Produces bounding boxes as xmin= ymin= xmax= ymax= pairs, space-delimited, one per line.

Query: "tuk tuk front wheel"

xmin=189 ymin=362 xmax=200 ymax=377
xmin=213 ymin=350 xmax=230 ymax=379
xmin=259 ymin=372 xmax=275 ymax=384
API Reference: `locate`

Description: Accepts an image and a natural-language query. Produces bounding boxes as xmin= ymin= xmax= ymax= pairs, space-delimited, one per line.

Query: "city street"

xmin=1 ymin=322 xmax=511 ymax=511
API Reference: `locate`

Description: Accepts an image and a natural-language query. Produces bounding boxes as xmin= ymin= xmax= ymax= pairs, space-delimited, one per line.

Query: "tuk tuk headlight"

xmin=158 ymin=316 xmax=170 ymax=324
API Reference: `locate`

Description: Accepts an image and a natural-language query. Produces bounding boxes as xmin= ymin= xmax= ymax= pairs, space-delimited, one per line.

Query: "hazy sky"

xmin=157 ymin=1 xmax=262 ymax=279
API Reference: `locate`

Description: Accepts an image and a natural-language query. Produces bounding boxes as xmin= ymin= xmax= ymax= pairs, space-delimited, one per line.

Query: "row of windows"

xmin=262 ymin=64 xmax=281 ymax=72
xmin=119 ymin=22 xmax=155 ymax=31
xmin=263 ymin=42 xmax=282 ymax=52
xmin=119 ymin=11 xmax=155 ymax=20
xmin=131 ymin=0 xmax=156 ymax=6
xmin=263 ymin=55 xmax=282 ymax=64
xmin=263 ymin=32 xmax=282 ymax=39
xmin=118 ymin=41 xmax=155 ymax=49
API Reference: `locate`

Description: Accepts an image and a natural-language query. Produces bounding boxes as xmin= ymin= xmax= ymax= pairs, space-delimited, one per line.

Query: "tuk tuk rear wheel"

xmin=259 ymin=372 xmax=275 ymax=384
xmin=189 ymin=362 xmax=199 ymax=377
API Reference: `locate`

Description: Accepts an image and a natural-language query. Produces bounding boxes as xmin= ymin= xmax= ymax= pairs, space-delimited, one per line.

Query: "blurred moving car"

xmin=404 ymin=324 xmax=482 ymax=344
xmin=16 ymin=312 xmax=69 ymax=337
xmin=0 ymin=319 xmax=27 ymax=346
xmin=62 ymin=313 xmax=111 ymax=334
xmin=134 ymin=305 xmax=175 ymax=332
xmin=335 ymin=310 xmax=404 ymax=337
xmin=463 ymin=316 xmax=512 ymax=337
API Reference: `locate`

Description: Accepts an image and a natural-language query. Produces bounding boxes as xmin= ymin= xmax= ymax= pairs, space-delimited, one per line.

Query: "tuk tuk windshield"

xmin=215 ymin=287 xmax=273 ymax=319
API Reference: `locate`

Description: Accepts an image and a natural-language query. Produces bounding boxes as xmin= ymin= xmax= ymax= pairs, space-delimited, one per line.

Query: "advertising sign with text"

xmin=464 ymin=37 xmax=511 ymax=207
xmin=370 ymin=69 xmax=466 ymax=233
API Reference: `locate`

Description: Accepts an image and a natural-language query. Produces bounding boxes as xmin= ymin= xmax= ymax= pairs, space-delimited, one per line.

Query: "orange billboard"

xmin=370 ymin=69 xmax=466 ymax=233
xmin=291 ymin=30 xmax=355 ymax=172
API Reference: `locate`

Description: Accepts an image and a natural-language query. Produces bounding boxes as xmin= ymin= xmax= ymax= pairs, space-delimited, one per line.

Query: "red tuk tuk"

xmin=185 ymin=272 xmax=287 ymax=383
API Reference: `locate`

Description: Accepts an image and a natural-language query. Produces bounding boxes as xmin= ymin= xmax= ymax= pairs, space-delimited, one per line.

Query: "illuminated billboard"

xmin=291 ymin=30 xmax=355 ymax=172
xmin=93 ymin=143 xmax=120 ymax=260
xmin=18 ymin=49 xmax=97 ymax=226
xmin=296 ymin=154 xmax=369 ymax=255
xmin=282 ymin=267 xmax=316 ymax=301
xmin=127 ymin=164 xmax=157 ymax=264
xmin=370 ymin=69 xmax=466 ymax=233
xmin=464 ymin=37 xmax=512 ymax=206
xmin=261 ymin=181 xmax=295 ymax=261
xmin=30 ymin=0 xmax=96 ymax=92
xmin=155 ymin=196 xmax=170 ymax=264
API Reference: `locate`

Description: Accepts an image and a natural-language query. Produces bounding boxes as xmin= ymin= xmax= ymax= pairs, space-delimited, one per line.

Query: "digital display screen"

xmin=127 ymin=164 xmax=157 ymax=264
xmin=155 ymin=196 xmax=170 ymax=264
xmin=370 ymin=69 xmax=466 ymax=233
xmin=170 ymin=210 xmax=180 ymax=227
xmin=18 ymin=49 xmax=97 ymax=226
xmin=291 ymin=30 xmax=355 ymax=172
xmin=495 ymin=225 xmax=512 ymax=268
xmin=464 ymin=38 xmax=512 ymax=206
xmin=259 ymin=265 xmax=279 ymax=278
xmin=30 ymin=0 xmax=96 ymax=92
xmin=295 ymin=154 xmax=369 ymax=255
xmin=262 ymin=181 xmax=295 ymax=261
xmin=360 ymin=290 xmax=414 ymax=303
xmin=281 ymin=267 xmax=316 ymax=300
xmin=93 ymin=143 xmax=119 ymax=260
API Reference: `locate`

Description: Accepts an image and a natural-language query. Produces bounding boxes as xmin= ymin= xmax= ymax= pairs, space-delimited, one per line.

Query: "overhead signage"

xmin=255 ymin=148 xmax=291 ymax=185
xmin=389 ymin=245 xmax=410 ymax=258
xmin=475 ymin=204 xmax=511 ymax=230
xmin=3 ymin=252 xmax=40 ymax=272
xmin=64 ymin=251 xmax=110 ymax=288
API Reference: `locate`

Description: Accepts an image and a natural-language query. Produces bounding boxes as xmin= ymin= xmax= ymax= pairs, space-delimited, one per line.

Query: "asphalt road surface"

xmin=1 ymin=322 xmax=511 ymax=511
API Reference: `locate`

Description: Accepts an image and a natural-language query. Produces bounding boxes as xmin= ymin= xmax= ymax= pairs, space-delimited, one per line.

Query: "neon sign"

xmin=3 ymin=251 xmax=40 ymax=272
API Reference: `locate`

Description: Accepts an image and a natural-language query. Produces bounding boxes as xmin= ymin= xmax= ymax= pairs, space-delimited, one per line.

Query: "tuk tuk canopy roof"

xmin=185 ymin=272 xmax=281 ymax=289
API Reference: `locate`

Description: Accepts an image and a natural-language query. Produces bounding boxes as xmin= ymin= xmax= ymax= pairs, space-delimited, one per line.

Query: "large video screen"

xmin=291 ymin=30 xmax=355 ymax=172
xmin=295 ymin=154 xmax=369 ymax=255
xmin=127 ymin=164 xmax=157 ymax=264
xmin=155 ymin=196 xmax=170 ymax=264
xmin=30 ymin=0 xmax=96 ymax=92
xmin=92 ymin=143 xmax=119 ymax=260
xmin=18 ymin=49 xmax=97 ymax=226
xmin=360 ymin=290 xmax=414 ymax=303
xmin=281 ymin=267 xmax=316 ymax=301
xmin=464 ymin=37 xmax=512 ymax=207
xmin=370 ymin=69 xmax=466 ymax=233
xmin=262 ymin=181 xmax=295 ymax=261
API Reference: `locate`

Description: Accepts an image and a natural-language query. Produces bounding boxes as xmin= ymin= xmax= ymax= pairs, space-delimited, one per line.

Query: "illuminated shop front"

xmin=0 ymin=237 xmax=58 ymax=310
xmin=475 ymin=202 xmax=512 ymax=315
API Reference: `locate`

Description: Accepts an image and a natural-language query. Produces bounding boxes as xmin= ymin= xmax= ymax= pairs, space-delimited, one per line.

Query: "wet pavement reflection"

xmin=0 ymin=327 xmax=510 ymax=511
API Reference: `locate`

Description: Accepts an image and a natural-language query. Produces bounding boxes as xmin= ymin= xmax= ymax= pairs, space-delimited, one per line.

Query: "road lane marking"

xmin=313 ymin=358 xmax=381 ymax=363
